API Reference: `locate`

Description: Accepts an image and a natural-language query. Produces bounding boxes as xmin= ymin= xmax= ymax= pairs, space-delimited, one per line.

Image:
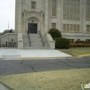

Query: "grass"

xmin=60 ymin=47 xmax=90 ymax=57
xmin=0 ymin=68 xmax=90 ymax=90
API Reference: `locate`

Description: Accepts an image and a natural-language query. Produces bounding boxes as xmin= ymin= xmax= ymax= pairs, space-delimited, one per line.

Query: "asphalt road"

xmin=0 ymin=57 xmax=90 ymax=76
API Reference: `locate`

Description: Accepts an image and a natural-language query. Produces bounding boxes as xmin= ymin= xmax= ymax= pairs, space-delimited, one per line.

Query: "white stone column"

xmin=17 ymin=0 xmax=22 ymax=33
xmin=80 ymin=0 xmax=83 ymax=33
xmin=15 ymin=0 xmax=18 ymax=33
xmin=45 ymin=0 xmax=49 ymax=34
xmin=82 ymin=0 xmax=86 ymax=34
xmin=41 ymin=0 xmax=45 ymax=35
xmin=57 ymin=0 xmax=61 ymax=31
xmin=16 ymin=0 xmax=23 ymax=49
xmin=18 ymin=33 xmax=23 ymax=49
xmin=40 ymin=11 xmax=43 ymax=35
xmin=60 ymin=0 xmax=63 ymax=32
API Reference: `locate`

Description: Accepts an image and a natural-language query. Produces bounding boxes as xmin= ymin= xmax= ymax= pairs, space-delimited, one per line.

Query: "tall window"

xmin=52 ymin=0 xmax=56 ymax=16
xmin=31 ymin=1 xmax=36 ymax=9
xmin=86 ymin=0 xmax=90 ymax=21
xmin=63 ymin=0 xmax=80 ymax=20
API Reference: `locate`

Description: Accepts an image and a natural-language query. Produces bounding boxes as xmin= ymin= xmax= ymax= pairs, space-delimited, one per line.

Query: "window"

xmin=11 ymin=39 xmax=13 ymax=41
xmin=63 ymin=24 xmax=80 ymax=32
xmin=52 ymin=23 xmax=56 ymax=28
xmin=52 ymin=0 xmax=56 ymax=16
xmin=87 ymin=25 xmax=90 ymax=32
xmin=63 ymin=24 xmax=67 ymax=31
xmin=31 ymin=1 xmax=36 ymax=9
xmin=86 ymin=0 xmax=90 ymax=21
xmin=63 ymin=0 xmax=80 ymax=20
xmin=86 ymin=39 xmax=90 ymax=42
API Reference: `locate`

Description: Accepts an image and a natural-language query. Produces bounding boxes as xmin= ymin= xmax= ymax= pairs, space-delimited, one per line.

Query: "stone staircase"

xmin=23 ymin=34 xmax=51 ymax=49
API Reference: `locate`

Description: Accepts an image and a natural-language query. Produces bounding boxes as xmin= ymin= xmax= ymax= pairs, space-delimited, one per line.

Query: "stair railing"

xmin=27 ymin=30 xmax=31 ymax=47
xmin=39 ymin=31 xmax=45 ymax=47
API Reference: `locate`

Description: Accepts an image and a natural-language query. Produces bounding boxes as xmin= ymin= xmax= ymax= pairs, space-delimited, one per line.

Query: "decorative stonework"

xmin=23 ymin=10 xmax=41 ymax=17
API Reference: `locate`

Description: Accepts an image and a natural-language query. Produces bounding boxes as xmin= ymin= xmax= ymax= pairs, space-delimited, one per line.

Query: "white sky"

xmin=0 ymin=0 xmax=15 ymax=32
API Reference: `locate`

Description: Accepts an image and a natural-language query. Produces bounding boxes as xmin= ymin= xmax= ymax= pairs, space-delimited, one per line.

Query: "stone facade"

xmin=15 ymin=0 xmax=90 ymax=42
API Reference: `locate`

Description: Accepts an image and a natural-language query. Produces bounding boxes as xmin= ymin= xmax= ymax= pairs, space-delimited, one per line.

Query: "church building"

xmin=0 ymin=0 xmax=90 ymax=49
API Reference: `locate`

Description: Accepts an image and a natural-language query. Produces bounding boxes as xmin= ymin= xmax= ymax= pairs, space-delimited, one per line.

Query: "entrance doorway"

xmin=28 ymin=23 xmax=37 ymax=34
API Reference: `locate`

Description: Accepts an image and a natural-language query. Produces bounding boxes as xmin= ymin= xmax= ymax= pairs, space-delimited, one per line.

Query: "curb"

xmin=0 ymin=56 xmax=72 ymax=60
xmin=20 ymin=56 xmax=72 ymax=60
xmin=77 ymin=54 xmax=90 ymax=58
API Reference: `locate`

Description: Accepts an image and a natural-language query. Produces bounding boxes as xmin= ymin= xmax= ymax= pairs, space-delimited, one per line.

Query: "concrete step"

xmin=30 ymin=38 xmax=41 ymax=42
xmin=23 ymin=47 xmax=52 ymax=49
xmin=29 ymin=34 xmax=40 ymax=38
xmin=23 ymin=43 xmax=29 ymax=45
xmin=31 ymin=44 xmax=43 ymax=47
xmin=23 ymin=34 xmax=50 ymax=49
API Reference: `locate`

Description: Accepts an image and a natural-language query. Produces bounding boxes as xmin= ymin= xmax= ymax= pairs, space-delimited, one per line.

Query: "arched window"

xmin=52 ymin=0 xmax=56 ymax=16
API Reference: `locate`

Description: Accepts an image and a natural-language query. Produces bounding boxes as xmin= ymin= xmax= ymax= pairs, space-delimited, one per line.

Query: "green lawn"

xmin=60 ymin=47 xmax=90 ymax=57
xmin=0 ymin=68 xmax=90 ymax=90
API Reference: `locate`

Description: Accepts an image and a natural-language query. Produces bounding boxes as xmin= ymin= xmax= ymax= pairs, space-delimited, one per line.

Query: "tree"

xmin=1 ymin=30 xmax=9 ymax=35
xmin=1 ymin=29 xmax=14 ymax=36
xmin=48 ymin=28 xmax=62 ymax=39
xmin=9 ymin=29 xmax=14 ymax=33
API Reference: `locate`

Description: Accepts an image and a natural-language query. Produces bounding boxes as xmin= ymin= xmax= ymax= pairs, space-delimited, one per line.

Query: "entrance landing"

xmin=0 ymin=49 xmax=72 ymax=60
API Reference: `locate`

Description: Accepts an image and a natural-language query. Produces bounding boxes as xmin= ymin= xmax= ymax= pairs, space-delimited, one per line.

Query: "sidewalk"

xmin=0 ymin=83 xmax=10 ymax=90
xmin=0 ymin=49 xmax=72 ymax=60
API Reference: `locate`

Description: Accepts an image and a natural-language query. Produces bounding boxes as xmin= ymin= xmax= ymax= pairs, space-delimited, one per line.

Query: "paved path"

xmin=0 ymin=83 xmax=10 ymax=90
xmin=0 ymin=57 xmax=90 ymax=76
xmin=0 ymin=49 xmax=72 ymax=60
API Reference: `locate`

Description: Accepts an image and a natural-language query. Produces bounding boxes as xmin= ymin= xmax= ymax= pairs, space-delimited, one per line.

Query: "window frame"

xmin=31 ymin=1 xmax=36 ymax=9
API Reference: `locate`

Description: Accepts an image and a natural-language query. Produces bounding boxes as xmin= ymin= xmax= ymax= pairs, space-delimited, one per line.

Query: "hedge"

xmin=55 ymin=38 xmax=70 ymax=49
xmin=48 ymin=28 xmax=62 ymax=39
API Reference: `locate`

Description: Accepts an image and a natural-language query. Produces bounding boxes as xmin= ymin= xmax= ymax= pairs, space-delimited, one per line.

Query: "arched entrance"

xmin=28 ymin=23 xmax=37 ymax=33
xmin=27 ymin=17 xmax=40 ymax=34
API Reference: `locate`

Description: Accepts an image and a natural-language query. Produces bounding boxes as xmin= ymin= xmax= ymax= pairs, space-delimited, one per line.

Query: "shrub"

xmin=1 ymin=44 xmax=5 ymax=47
xmin=55 ymin=38 xmax=70 ymax=49
xmin=48 ymin=28 xmax=62 ymax=39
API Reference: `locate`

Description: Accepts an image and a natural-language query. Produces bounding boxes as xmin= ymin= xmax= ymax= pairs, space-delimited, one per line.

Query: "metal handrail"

xmin=27 ymin=30 xmax=31 ymax=47
xmin=39 ymin=31 xmax=45 ymax=47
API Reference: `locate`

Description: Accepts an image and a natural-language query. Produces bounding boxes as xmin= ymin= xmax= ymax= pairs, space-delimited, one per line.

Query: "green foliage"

xmin=48 ymin=28 xmax=62 ymax=39
xmin=1 ymin=30 xmax=9 ymax=35
xmin=55 ymin=38 xmax=70 ymax=49
xmin=1 ymin=29 xmax=14 ymax=36
xmin=1 ymin=44 xmax=5 ymax=47
xmin=9 ymin=29 xmax=14 ymax=33
xmin=0 ymin=33 xmax=1 ymax=36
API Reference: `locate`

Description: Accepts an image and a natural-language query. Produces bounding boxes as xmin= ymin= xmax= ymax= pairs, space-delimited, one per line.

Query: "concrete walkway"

xmin=0 ymin=48 xmax=72 ymax=60
xmin=0 ymin=83 xmax=10 ymax=90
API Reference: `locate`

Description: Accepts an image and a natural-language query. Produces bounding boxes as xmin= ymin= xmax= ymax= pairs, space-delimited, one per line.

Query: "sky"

xmin=0 ymin=0 xmax=15 ymax=32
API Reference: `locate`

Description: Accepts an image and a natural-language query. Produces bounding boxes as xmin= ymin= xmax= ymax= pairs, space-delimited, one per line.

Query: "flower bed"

xmin=70 ymin=43 xmax=90 ymax=47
